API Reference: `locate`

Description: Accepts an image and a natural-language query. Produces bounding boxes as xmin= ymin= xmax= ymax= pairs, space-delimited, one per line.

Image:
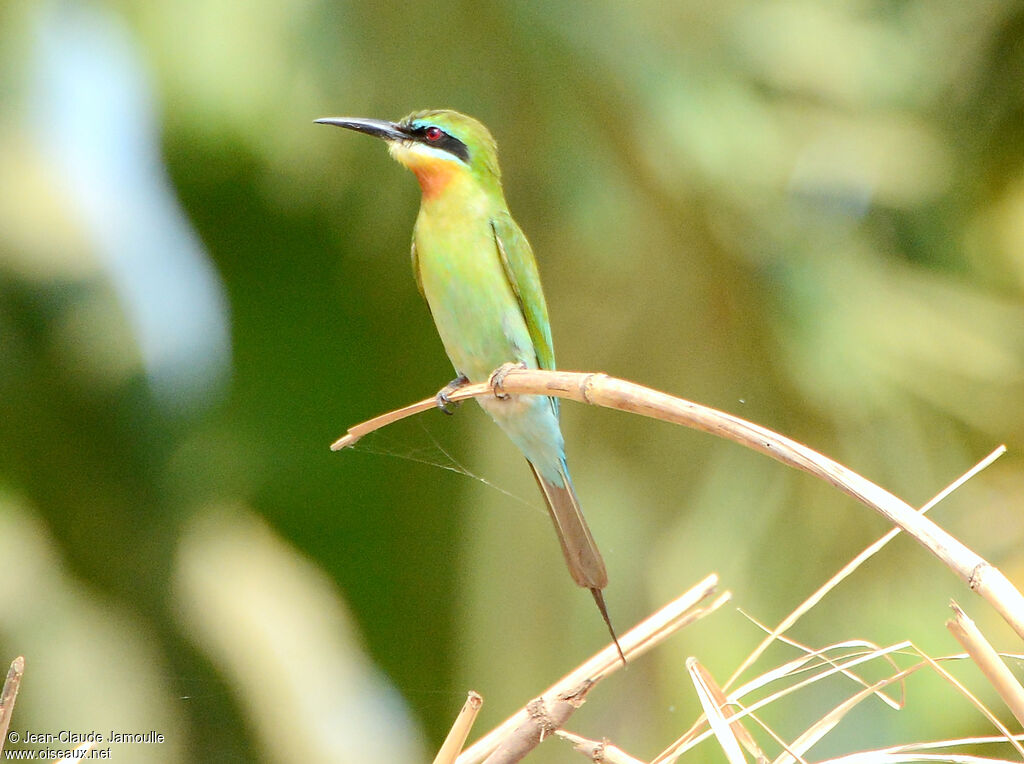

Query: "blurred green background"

xmin=2 ymin=0 xmax=1023 ymax=761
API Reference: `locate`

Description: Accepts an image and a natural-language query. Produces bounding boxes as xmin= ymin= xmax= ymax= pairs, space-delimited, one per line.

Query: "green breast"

xmin=413 ymin=203 xmax=535 ymax=383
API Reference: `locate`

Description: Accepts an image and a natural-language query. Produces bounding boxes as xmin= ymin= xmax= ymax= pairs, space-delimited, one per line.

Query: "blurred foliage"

xmin=1 ymin=0 xmax=1023 ymax=761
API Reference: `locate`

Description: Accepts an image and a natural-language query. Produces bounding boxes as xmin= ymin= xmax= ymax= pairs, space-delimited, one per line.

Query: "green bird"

xmin=317 ymin=109 xmax=621 ymax=659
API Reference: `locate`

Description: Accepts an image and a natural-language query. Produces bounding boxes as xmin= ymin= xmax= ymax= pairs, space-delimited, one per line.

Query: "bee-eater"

xmin=317 ymin=110 xmax=621 ymax=659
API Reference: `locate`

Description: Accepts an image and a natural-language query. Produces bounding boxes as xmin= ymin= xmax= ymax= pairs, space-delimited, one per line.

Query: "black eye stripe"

xmin=408 ymin=125 xmax=470 ymax=163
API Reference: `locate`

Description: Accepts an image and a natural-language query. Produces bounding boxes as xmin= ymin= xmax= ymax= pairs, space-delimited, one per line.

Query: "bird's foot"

xmin=489 ymin=362 xmax=526 ymax=401
xmin=436 ymin=374 xmax=469 ymax=415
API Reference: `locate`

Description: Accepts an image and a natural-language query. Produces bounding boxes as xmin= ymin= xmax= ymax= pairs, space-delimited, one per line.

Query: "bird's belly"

xmin=416 ymin=227 xmax=536 ymax=383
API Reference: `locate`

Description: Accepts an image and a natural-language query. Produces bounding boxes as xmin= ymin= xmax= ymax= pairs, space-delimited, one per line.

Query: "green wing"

xmin=410 ymin=237 xmax=424 ymax=297
xmin=490 ymin=212 xmax=555 ymax=371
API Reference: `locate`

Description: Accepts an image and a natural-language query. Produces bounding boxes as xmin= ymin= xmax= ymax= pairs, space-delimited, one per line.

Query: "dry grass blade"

xmin=667 ymin=647 xmax=1020 ymax=764
xmin=947 ymin=602 xmax=1024 ymax=728
xmin=737 ymin=618 xmax=905 ymax=711
xmin=0 ymin=657 xmax=25 ymax=757
xmin=456 ymin=576 xmax=725 ymax=764
xmin=688 ymin=658 xmax=748 ymax=764
xmin=689 ymin=659 xmax=768 ymax=762
xmin=841 ymin=733 xmax=1024 ymax=759
xmin=762 ymin=659 xmax=940 ymax=764
xmin=821 ymin=753 xmax=1019 ymax=763
xmin=775 ymin=676 xmax=900 ymax=764
xmin=655 ymin=642 xmax=914 ymax=763
xmin=434 ymin=692 xmax=485 ymax=764
xmin=910 ymin=645 xmax=1024 ymax=759
xmin=330 ymin=369 xmax=1024 ymax=643
xmin=726 ymin=446 xmax=1007 ymax=689
xmin=556 ymin=731 xmax=647 ymax=763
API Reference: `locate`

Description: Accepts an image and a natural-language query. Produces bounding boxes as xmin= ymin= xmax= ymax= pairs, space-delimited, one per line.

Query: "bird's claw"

xmin=489 ymin=362 xmax=526 ymax=401
xmin=436 ymin=375 xmax=469 ymax=415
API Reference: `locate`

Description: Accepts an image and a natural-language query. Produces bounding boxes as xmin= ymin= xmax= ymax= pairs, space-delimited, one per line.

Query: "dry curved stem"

xmin=723 ymin=445 xmax=1006 ymax=694
xmin=332 ymin=368 xmax=1024 ymax=643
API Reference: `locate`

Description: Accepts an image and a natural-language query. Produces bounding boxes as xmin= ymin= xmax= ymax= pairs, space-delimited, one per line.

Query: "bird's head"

xmin=316 ymin=109 xmax=501 ymax=199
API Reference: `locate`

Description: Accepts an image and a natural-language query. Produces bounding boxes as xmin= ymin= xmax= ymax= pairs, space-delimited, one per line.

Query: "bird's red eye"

xmin=424 ymin=126 xmax=443 ymax=142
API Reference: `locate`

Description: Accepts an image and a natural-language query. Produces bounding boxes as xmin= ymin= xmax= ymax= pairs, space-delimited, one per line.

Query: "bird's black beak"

xmin=314 ymin=117 xmax=409 ymax=142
